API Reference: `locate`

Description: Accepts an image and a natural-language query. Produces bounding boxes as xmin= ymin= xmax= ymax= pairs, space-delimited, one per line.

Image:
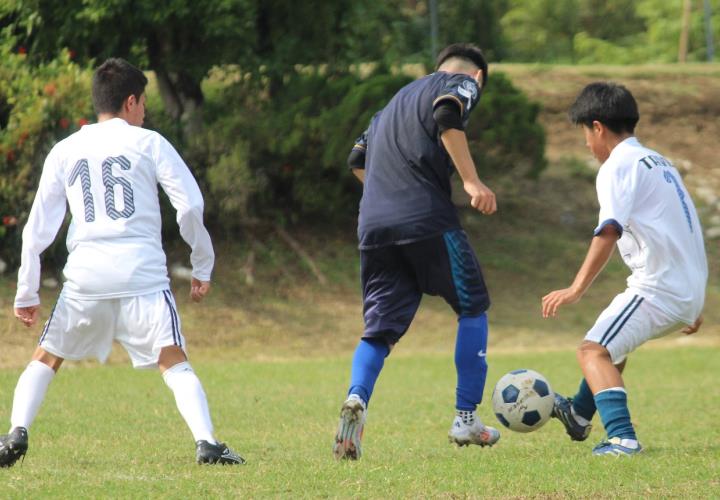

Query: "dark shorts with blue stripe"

xmin=360 ymin=229 xmax=490 ymax=345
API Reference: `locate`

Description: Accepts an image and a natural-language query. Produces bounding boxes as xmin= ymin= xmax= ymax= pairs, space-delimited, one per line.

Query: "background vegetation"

xmin=1 ymin=0 xmax=718 ymax=266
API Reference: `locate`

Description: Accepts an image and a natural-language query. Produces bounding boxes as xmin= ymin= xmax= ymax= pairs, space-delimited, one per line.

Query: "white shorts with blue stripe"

xmin=38 ymin=289 xmax=185 ymax=369
xmin=585 ymin=289 xmax=681 ymax=363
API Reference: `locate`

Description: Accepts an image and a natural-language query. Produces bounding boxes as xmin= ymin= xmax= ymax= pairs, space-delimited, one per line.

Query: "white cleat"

xmin=448 ymin=415 xmax=501 ymax=447
xmin=333 ymin=394 xmax=367 ymax=460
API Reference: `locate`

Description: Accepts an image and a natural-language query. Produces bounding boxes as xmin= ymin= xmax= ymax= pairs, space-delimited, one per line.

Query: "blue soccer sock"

xmin=347 ymin=338 xmax=390 ymax=406
xmin=572 ymin=378 xmax=597 ymax=421
xmin=455 ymin=313 xmax=489 ymax=411
xmin=594 ymin=388 xmax=637 ymax=440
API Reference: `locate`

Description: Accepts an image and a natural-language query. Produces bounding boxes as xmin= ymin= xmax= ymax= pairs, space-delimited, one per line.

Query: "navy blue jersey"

xmin=353 ymin=72 xmax=481 ymax=249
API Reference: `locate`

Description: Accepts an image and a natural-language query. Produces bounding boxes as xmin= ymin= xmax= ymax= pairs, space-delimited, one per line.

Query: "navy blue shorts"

xmin=361 ymin=229 xmax=490 ymax=344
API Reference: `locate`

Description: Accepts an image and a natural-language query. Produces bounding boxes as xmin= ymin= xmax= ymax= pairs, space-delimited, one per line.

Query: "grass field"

xmin=0 ymin=347 xmax=718 ymax=498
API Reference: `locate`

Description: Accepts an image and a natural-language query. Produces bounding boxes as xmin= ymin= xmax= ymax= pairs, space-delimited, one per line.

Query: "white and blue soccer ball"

xmin=491 ymin=369 xmax=554 ymax=433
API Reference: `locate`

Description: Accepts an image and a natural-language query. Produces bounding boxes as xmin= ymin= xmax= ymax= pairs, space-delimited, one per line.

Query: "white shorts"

xmin=38 ymin=290 xmax=186 ymax=369
xmin=585 ymin=289 xmax=682 ymax=363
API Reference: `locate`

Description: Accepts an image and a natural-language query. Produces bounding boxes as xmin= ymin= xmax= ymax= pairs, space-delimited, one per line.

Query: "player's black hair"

xmin=568 ymin=82 xmax=639 ymax=134
xmin=435 ymin=43 xmax=488 ymax=88
xmin=92 ymin=58 xmax=148 ymax=115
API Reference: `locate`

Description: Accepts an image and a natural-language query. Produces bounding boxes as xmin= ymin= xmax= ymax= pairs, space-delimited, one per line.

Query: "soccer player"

xmin=542 ymin=82 xmax=707 ymax=456
xmin=333 ymin=43 xmax=499 ymax=460
xmin=0 ymin=58 xmax=244 ymax=467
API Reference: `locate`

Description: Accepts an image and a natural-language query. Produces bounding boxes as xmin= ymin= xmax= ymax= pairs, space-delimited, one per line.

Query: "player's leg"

xmin=117 ymin=291 xmax=243 ymax=465
xmin=0 ymin=347 xmax=62 ymax=468
xmin=407 ymin=230 xmax=498 ymax=447
xmin=577 ymin=291 xmax=680 ymax=456
xmin=334 ymin=246 xmax=421 ymax=460
xmin=553 ymin=359 xmax=628 ymax=441
xmin=2 ymin=294 xmax=104 ymax=468
xmin=576 ymin=341 xmax=640 ymax=455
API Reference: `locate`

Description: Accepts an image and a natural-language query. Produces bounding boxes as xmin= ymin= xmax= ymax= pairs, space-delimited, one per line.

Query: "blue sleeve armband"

xmin=593 ymin=219 xmax=623 ymax=237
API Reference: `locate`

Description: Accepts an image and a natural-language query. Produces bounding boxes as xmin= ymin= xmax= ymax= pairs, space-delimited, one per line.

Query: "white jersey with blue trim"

xmin=594 ymin=137 xmax=707 ymax=324
xmin=15 ymin=118 xmax=214 ymax=307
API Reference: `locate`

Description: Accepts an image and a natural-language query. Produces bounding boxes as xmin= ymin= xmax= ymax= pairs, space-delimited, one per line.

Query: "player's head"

xmin=569 ymin=82 xmax=639 ymax=162
xmin=92 ymin=58 xmax=148 ymax=125
xmin=436 ymin=43 xmax=488 ymax=88
xmin=568 ymin=82 xmax=639 ymax=135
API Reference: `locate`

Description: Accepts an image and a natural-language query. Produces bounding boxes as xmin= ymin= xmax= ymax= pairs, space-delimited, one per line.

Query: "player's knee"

xmin=31 ymin=347 xmax=64 ymax=372
xmin=158 ymin=345 xmax=187 ymax=371
xmin=576 ymin=341 xmax=610 ymax=366
xmin=161 ymin=361 xmax=195 ymax=386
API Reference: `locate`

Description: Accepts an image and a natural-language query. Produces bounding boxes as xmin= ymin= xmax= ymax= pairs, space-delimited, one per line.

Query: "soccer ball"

xmin=491 ymin=369 xmax=554 ymax=433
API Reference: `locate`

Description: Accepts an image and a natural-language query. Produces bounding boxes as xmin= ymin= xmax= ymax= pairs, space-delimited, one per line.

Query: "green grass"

xmin=1 ymin=347 xmax=718 ymax=498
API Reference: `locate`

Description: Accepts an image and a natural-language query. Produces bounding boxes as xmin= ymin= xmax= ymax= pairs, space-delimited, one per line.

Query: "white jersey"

xmin=595 ymin=137 xmax=707 ymax=324
xmin=15 ymin=118 xmax=214 ymax=307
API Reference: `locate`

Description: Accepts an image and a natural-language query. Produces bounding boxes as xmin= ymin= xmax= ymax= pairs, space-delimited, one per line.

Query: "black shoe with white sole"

xmin=196 ymin=440 xmax=245 ymax=465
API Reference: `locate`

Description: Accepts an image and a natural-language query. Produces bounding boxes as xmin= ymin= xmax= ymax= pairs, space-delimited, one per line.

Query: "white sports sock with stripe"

xmin=10 ymin=360 xmax=55 ymax=431
xmin=162 ymin=362 xmax=216 ymax=445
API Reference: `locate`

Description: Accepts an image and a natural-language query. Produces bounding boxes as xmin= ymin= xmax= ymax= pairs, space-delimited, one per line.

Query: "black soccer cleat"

xmin=0 ymin=427 xmax=29 ymax=468
xmin=196 ymin=440 xmax=245 ymax=465
xmin=551 ymin=393 xmax=592 ymax=441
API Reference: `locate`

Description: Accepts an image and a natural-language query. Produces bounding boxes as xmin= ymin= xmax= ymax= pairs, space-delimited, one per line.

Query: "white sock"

xmin=619 ymin=438 xmax=639 ymax=449
xmin=10 ymin=360 xmax=55 ymax=431
xmin=456 ymin=409 xmax=476 ymax=425
xmin=162 ymin=362 xmax=216 ymax=444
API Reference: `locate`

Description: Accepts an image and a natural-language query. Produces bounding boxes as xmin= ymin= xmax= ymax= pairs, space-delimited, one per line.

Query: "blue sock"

xmin=572 ymin=379 xmax=597 ymax=421
xmin=594 ymin=388 xmax=637 ymax=440
xmin=347 ymin=338 xmax=389 ymax=405
xmin=455 ymin=313 xmax=489 ymax=411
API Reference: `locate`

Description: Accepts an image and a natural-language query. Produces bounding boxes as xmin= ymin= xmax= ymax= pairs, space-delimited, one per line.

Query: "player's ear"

xmin=474 ymin=69 xmax=484 ymax=89
xmin=592 ymin=120 xmax=603 ymax=135
xmin=125 ymin=94 xmax=137 ymax=112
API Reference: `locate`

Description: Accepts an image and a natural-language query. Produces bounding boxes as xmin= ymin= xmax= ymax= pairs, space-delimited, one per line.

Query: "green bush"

xmin=0 ymin=47 xmax=93 ymax=268
xmin=201 ymin=69 xmax=413 ymax=227
xmin=201 ymin=68 xmax=546 ymax=227
xmin=467 ymin=72 xmax=546 ymax=178
xmin=0 ymin=54 xmax=547 ymax=269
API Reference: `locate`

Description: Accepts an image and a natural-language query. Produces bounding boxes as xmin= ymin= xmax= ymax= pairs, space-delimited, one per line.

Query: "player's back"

xmin=52 ymin=118 xmax=170 ymax=299
xmin=600 ymin=138 xmax=707 ymax=322
xmin=360 ymin=72 xmax=479 ymax=249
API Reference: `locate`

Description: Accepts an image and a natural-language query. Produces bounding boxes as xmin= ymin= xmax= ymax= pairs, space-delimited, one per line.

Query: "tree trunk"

xmin=679 ymin=0 xmax=692 ymax=63
xmin=147 ymin=33 xmax=205 ymax=140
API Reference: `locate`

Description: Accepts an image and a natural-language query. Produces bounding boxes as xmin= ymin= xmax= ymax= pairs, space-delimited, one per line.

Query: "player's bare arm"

xmin=542 ymin=225 xmax=619 ymax=318
xmin=14 ymin=305 xmax=40 ymax=328
xmin=681 ymin=315 xmax=703 ymax=335
xmin=190 ymin=278 xmax=211 ymax=303
xmin=351 ymin=168 xmax=365 ymax=183
xmin=440 ymin=128 xmax=496 ymax=215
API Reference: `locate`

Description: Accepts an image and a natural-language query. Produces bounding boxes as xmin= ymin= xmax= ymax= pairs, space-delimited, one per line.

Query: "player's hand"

xmin=464 ymin=180 xmax=497 ymax=215
xmin=190 ymin=278 xmax=211 ymax=303
xmin=542 ymin=287 xmax=582 ymax=318
xmin=14 ymin=305 xmax=40 ymax=328
xmin=681 ymin=315 xmax=703 ymax=335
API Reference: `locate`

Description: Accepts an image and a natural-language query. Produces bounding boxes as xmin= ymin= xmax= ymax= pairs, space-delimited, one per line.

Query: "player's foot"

xmin=551 ymin=393 xmax=592 ymax=441
xmin=592 ymin=437 xmax=642 ymax=457
xmin=196 ymin=440 xmax=245 ymax=465
xmin=448 ymin=415 xmax=500 ymax=447
xmin=333 ymin=394 xmax=366 ymax=460
xmin=0 ymin=427 xmax=29 ymax=468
